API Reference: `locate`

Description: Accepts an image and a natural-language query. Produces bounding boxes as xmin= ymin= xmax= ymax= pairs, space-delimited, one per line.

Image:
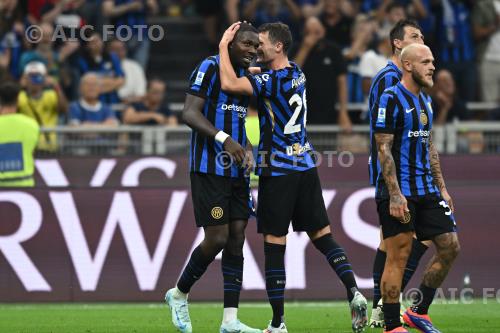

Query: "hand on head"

xmin=220 ymin=22 xmax=242 ymax=48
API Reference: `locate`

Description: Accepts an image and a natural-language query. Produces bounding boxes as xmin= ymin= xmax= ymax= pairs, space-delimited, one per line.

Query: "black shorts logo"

xmin=211 ymin=206 xmax=224 ymax=220
xmin=401 ymin=211 xmax=411 ymax=224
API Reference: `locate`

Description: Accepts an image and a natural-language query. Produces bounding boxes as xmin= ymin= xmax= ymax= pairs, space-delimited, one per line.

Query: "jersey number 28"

xmin=284 ymin=90 xmax=308 ymax=135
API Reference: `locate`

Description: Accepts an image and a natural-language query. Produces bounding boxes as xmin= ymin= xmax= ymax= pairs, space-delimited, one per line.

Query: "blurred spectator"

xmin=38 ymin=0 xmax=101 ymax=48
xmin=343 ymin=15 xmax=376 ymax=103
xmin=472 ymin=0 xmax=500 ymax=103
xmin=320 ymin=0 xmax=354 ymax=48
xmin=225 ymin=0 xmax=240 ymax=23
xmin=361 ymin=0 xmax=426 ymax=17
xmin=18 ymin=61 xmax=68 ymax=152
xmin=376 ymin=2 xmax=407 ymax=39
xmin=299 ymin=0 xmax=324 ymax=18
xmin=108 ymin=38 xmax=146 ymax=103
xmin=293 ymin=17 xmax=351 ymax=130
xmin=68 ymin=72 xmax=118 ymax=126
xmin=28 ymin=0 xmax=49 ymax=23
xmin=0 ymin=81 xmax=39 ymax=187
xmin=0 ymin=0 xmax=24 ymax=37
xmin=1 ymin=0 xmax=26 ymax=79
xmin=431 ymin=69 xmax=468 ymax=125
xmin=191 ymin=0 xmax=224 ymax=52
xmin=19 ymin=22 xmax=79 ymax=86
xmin=76 ymin=31 xmax=125 ymax=106
xmin=102 ymin=0 xmax=159 ymax=68
xmin=242 ymin=0 xmax=302 ymax=38
xmin=123 ymin=78 xmax=178 ymax=125
xmin=371 ymin=0 xmax=427 ymax=21
xmin=300 ymin=0 xmax=358 ymax=19
xmin=359 ymin=35 xmax=391 ymax=98
xmin=39 ymin=0 xmax=85 ymax=28
xmin=432 ymin=0 xmax=477 ymax=102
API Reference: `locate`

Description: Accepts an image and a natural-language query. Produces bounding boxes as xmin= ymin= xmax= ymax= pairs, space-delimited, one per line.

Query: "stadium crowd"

xmin=0 ymin=0 xmax=499 ymax=148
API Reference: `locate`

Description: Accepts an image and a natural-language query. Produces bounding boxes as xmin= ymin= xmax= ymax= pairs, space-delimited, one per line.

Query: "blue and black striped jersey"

xmin=368 ymin=61 xmax=402 ymax=185
xmin=247 ymin=63 xmax=316 ymax=176
xmin=188 ymin=55 xmax=249 ymax=178
xmin=373 ymin=82 xmax=439 ymax=198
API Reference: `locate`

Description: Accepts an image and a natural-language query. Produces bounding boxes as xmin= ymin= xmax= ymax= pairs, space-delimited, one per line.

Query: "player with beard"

xmin=164 ymin=23 xmax=261 ymax=333
xmin=367 ymin=19 xmax=433 ymax=328
xmin=373 ymin=43 xmax=460 ymax=333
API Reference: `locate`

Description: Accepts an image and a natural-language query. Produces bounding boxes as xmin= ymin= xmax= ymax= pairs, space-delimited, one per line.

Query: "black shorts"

xmin=257 ymin=167 xmax=330 ymax=237
xmin=190 ymin=172 xmax=253 ymax=227
xmin=377 ymin=193 xmax=457 ymax=240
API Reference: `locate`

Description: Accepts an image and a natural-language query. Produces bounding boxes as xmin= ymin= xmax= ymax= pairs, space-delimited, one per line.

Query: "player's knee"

xmin=387 ymin=243 xmax=411 ymax=267
xmin=202 ymin=229 xmax=229 ymax=253
xmin=307 ymin=226 xmax=331 ymax=240
xmin=213 ymin=234 xmax=229 ymax=251
xmin=226 ymin=233 xmax=245 ymax=254
xmin=444 ymin=237 xmax=460 ymax=262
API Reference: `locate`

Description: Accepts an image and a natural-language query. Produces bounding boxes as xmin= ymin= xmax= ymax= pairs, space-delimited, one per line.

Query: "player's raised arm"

xmin=219 ymin=23 xmax=254 ymax=96
xmin=429 ymin=134 xmax=454 ymax=212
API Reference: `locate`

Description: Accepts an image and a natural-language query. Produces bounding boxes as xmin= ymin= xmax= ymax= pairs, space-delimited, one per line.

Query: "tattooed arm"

xmin=375 ymin=133 xmax=409 ymax=220
xmin=429 ymin=135 xmax=454 ymax=212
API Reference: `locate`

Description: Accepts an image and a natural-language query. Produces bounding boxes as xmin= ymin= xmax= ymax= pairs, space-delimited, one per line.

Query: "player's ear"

xmin=393 ymin=39 xmax=403 ymax=53
xmin=275 ymin=41 xmax=283 ymax=53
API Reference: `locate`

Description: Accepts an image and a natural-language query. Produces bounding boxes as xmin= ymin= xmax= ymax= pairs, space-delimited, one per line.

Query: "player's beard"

xmin=412 ymin=70 xmax=433 ymax=89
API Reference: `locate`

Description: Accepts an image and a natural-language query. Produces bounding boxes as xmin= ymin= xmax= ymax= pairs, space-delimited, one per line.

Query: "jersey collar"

xmin=388 ymin=60 xmax=402 ymax=76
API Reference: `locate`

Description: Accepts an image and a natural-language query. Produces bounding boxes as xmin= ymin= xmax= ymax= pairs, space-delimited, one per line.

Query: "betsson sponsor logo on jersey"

xmin=408 ymin=129 xmax=430 ymax=138
xmin=221 ymin=103 xmax=248 ymax=118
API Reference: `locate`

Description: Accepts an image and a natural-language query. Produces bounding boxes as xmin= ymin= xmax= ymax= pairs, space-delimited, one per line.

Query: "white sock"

xmin=173 ymin=287 xmax=188 ymax=300
xmin=222 ymin=307 xmax=238 ymax=324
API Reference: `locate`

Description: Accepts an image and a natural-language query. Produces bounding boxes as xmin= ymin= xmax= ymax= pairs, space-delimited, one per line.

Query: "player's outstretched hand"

xmin=219 ymin=22 xmax=241 ymax=48
xmin=389 ymin=193 xmax=409 ymax=221
xmin=223 ymin=137 xmax=246 ymax=166
xmin=242 ymin=150 xmax=255 ymax=176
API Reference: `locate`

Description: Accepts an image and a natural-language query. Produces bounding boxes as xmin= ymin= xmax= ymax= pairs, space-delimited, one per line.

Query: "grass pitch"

xmin=0 ymin=300 xmax=498 ymax=332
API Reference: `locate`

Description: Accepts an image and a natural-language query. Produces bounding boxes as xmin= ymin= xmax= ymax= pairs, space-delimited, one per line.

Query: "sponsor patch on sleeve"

xmin=376 ymin=107 xmax=386 ymax=124
xmin=194 ymin=71 xmax=205 ymax=86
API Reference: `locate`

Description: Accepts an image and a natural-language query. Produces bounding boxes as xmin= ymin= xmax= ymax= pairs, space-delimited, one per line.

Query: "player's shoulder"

xmin=377 ymin=85 xmax=400 ymax=107
xmin=201 ymin=55 xmax=219 ymax=67
xmin=375 ymin=61 xmax=400 ymax=79
xmin=381 ymin=85 xmax=398 ymax=98
xmin=194 ymin=55 xmax=219 ymax=74
xmin=190 ymin=55 xmax=219 ymax=84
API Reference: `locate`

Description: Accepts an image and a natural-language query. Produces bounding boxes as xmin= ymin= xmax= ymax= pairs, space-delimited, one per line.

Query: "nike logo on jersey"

xmin=406 ymin=108 xmax=415 ymax=113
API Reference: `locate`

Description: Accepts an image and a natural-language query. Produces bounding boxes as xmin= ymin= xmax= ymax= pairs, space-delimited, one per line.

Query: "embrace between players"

xmin=165 ymin=19 xmax=459 ymax=333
